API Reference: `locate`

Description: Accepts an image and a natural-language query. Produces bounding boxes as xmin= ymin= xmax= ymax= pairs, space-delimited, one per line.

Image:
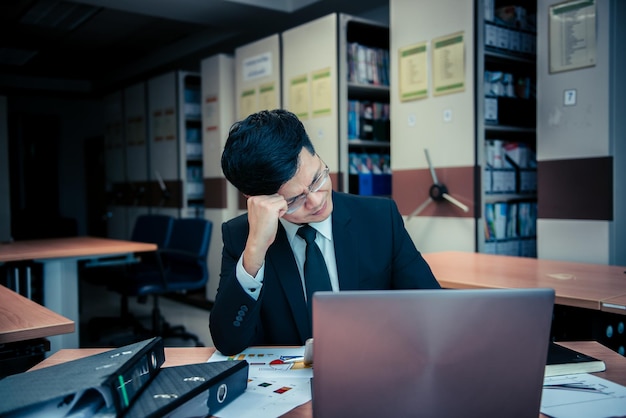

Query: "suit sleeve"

xmin=209 ymin=220 xmax=265 ymax=355
xmin=388 ymin=198 xmax=442 ymax=289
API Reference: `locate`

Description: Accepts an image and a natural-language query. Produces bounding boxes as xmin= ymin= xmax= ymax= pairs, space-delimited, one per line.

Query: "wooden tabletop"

xmin=0 ymin=236 xmax=157 ymax=262
xmin=29 ymin=341 xmax=626 ymax=418
xmin=423 ymin=251 xmax=626 ymax=312
xmin=0 ymin=285 xmax=74 ymax=343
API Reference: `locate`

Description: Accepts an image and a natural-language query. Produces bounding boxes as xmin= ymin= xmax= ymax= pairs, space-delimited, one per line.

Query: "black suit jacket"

xmin=209 ymin=191 xmax=441 ymax=355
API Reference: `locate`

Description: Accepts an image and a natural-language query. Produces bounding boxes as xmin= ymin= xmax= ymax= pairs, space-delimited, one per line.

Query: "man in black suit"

xmin=209 ymin=109 xmax=441 ymax=355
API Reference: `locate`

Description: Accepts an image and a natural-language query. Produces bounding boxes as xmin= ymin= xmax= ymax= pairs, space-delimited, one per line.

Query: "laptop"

xmin=312 ymin=288 xmax=555 ymax=418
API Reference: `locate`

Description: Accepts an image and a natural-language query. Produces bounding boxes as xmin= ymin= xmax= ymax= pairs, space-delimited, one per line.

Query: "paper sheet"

xmin=541 ymin=373 xmax=626 ymax=418
xmin=208 ymin=347 xmax=313 ymax=418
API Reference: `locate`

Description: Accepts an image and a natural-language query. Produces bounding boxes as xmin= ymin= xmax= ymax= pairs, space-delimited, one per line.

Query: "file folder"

xmin=123 ymin=360 xmax=248 ymax=418
xmin=0 ymin=337 xmax=165 ymax=418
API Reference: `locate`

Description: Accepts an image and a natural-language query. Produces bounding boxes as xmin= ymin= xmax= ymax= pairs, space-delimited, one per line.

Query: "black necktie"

xmin=297 ymin=224 xmax=332 ymax=316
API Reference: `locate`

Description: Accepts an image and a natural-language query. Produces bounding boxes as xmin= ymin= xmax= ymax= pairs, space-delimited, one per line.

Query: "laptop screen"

xmin=312 ymin=288 xmax=555 ymax=418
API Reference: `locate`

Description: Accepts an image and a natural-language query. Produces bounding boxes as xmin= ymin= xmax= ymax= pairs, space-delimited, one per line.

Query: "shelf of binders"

xmin=484 ymin=199 xmax=537 ymax=258
xmin=483 ymin=17 xmax=536 ymax=61
xmin=478 ymin=0 xmax=537 ymax=257
xmin=182 ymin=74 xmax=204 ymax=212
xmin=344 ymin=16 xmax=390 ymax=197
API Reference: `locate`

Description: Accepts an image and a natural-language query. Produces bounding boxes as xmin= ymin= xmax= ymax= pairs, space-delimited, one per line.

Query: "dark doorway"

xmin=8 ymin=112 xmax=76 ymax=239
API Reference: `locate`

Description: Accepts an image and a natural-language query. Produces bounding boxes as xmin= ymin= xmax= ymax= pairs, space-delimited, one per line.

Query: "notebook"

xmin=312 ymin=288 xmax=555 ymax=418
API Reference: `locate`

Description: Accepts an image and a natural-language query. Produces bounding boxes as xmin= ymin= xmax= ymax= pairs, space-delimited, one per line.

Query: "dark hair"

xmin=221 ymin=109 xmax=316 ymax=196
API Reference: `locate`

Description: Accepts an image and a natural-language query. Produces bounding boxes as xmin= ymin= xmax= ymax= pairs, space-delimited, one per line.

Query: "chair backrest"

xmin=162 ymin=218 xmax=212 ymax=290
xmin=131 ymin=214 xmax=175 ymax=247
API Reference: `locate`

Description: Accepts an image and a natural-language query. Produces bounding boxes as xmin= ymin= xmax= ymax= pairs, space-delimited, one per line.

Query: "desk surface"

xmin=0 ymin=236 xmax=157 ymax=262
xmin=423 ymin=251 xmax=626 ymax=312
xmin=30 ymin=341 xmax=626 ymax=418
xmin=0 ymin=285 xmax=74 ymax=344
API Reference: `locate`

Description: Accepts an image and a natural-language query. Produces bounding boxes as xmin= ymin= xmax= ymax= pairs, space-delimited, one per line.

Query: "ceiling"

xmin=0 ymin=0 xmax=388 ymax=97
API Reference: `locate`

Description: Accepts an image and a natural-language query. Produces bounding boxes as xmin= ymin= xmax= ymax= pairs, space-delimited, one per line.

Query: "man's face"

xmin=278 ymin=149 xmax=333 ymax=225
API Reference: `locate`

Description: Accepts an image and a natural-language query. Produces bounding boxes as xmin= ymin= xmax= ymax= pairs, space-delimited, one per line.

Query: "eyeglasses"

xmin=285 ymin=163 xmax=330 ymax=214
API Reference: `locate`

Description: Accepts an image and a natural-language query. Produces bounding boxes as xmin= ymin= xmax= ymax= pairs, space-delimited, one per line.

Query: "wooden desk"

xmin=30 ymin=342 xmax=626 ymax=418
xmin=423 ymin=251 xmax=626 ymax=313
xmin=0 ymin=237 xmax=157 ymax=352
xmin=0 ymin=284 xmax=74 ymax=344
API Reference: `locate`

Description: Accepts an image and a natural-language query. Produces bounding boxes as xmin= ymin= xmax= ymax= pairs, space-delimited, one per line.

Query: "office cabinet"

xmin=102 ymin=91 xmax=128 ymax=239
xmin=147 ymin=70 xmax=203 ymax=218
xmin=392 ymin=0 xmax=537 ymax=257
xmin=535 ymin=0 xmax=624 ymax=266
xmin=390 ymin=0 xmax=477 ymax=254
xmin=282 ymin=13 xmax=390 ymax=196
xmin=235 ymin=34 xmax=281 ymax=121
xmin=233 ymin=34 xmax=281 ymax=210
xmin=124 ymin=82 xmax=151 ymax=231
xmin=200 ymin=53 xmax=237 ymax=302
xmin=102 ymin=86 xmax=148 ymax=240
xmin=477 ymin=1 xmax=537 ymax=257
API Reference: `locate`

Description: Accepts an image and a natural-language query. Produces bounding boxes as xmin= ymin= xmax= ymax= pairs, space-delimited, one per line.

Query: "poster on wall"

xmin=240 ymin=88 xmax=257 ymax=119
xmin=432 ymin=32 xmax=465 ymax=96
xmin=259 ymin=82 xmax=278 ymax=111
xmin=242 ymin=52 xmax=272 ymax=81
xmin=549 ymin=0 xmax=596 ymax=73
xmin=398 ymin=42 xmax=428 ymax=102
xmin=311 ymin=67 xmax=332 ymax=118
xmin=289 ymin=74 xmax=310 ymax=119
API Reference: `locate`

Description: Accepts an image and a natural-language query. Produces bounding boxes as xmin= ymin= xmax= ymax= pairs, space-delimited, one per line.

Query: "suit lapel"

xmin=266 ymin=224 xmax=311 ymax=340
xmin=331 ymin=193 xmax=360 ymax=290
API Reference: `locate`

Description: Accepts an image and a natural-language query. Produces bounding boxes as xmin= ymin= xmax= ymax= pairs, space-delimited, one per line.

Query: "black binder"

xmin=0 ymin=337 xmax=165 ymax=418
xmin=122 ymin=360 xmax=249 ymax=418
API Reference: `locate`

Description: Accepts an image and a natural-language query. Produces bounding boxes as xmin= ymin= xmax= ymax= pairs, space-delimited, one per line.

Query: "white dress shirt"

xmin=236 ymin=215 xmax=338 ymax=300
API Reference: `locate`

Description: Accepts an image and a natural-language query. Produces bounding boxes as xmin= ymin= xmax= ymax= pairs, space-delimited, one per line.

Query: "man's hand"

xmin=242 ymin=194 xmax=288 ymax=277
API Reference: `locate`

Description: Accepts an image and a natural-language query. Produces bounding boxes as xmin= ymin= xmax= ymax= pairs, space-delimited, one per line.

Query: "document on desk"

xmin=208 ymin=347 xmax=312 ymax=418
xmin=541 ymin=373 xmax=626 ymax=418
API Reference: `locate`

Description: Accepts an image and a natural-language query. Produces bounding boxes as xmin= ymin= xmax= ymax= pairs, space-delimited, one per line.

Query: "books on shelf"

xmin=348 ymin=152 xmax=391 ymax=196
xmin=347 ymin=100 xmax=390 ymax=141
xmin=347 ymin=42 xmax=389 ymax=86
xmin=484 ymin=199 xmax=537 ymax=257
xmin=545 ymin=342 xmax=607 ymax=377
xmin=484 ymin=201 xmax=537 ymax=240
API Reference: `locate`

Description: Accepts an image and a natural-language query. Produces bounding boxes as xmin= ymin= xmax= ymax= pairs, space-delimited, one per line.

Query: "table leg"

xmin=41 ymin=259 xmax=80 ymax=354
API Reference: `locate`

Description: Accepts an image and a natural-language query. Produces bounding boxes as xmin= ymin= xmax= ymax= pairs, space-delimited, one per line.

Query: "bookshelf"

xmin=477 ymin=1 xmax=537 ymax=257
xmin=342 ymin=15 xmax=391 ymax=196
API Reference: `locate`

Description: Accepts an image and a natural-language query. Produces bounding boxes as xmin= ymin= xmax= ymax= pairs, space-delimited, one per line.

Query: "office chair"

xmin=82 ymin=214 xmax=175 ymax=342
xmin=106 ymin=217 xmax=212 ymax=346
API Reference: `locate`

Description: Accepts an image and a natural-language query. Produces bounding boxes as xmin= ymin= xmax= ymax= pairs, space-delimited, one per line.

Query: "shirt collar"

xmin=280 ymin=215 xmax=333 ymax=244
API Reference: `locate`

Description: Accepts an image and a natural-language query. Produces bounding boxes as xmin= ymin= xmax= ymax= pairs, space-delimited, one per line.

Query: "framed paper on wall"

xmin=549 ymin=0 xmax=596 ymax=74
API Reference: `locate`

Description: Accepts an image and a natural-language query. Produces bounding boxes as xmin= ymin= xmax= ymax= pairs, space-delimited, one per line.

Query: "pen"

xmin=282 ymin=356 xmax=304 ymax=364
xmin=543 ymin=383 xmax=603 ymax=393
xmin=270 ymin=356 xmax=305 ymax=365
